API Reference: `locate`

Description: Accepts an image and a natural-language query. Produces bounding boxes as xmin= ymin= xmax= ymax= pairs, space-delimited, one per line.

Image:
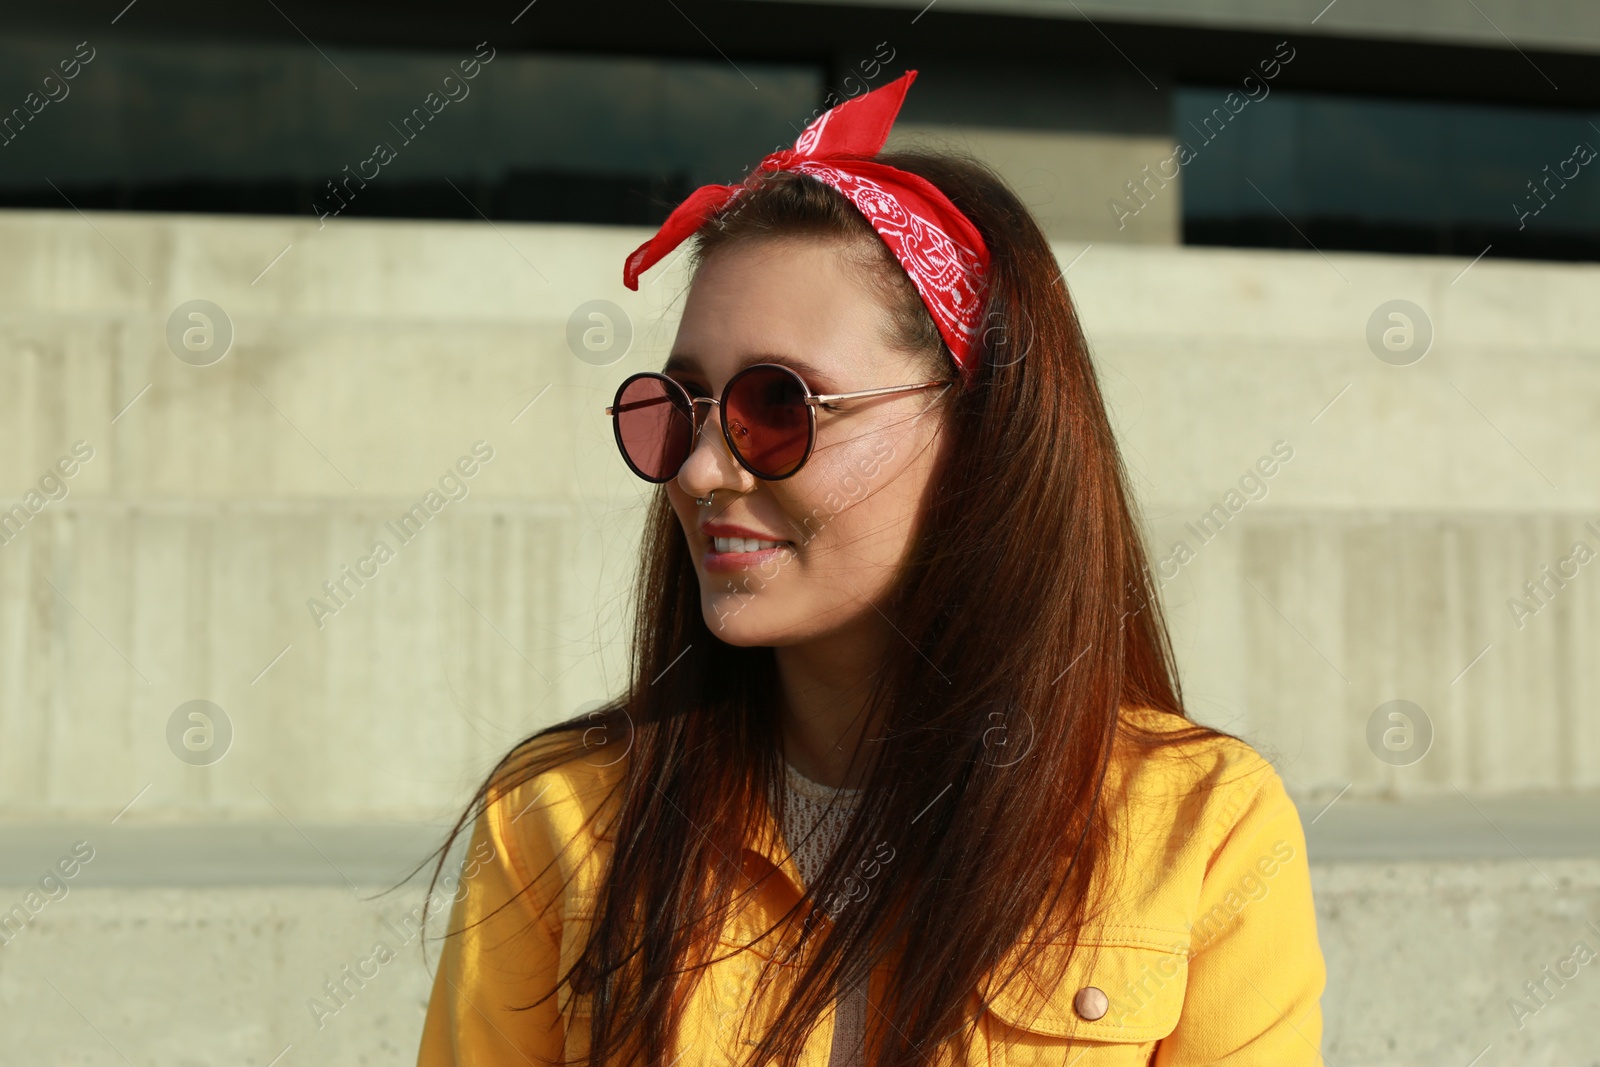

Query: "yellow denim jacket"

xmin=417 ymin=706 xmax=1326 ymax=1066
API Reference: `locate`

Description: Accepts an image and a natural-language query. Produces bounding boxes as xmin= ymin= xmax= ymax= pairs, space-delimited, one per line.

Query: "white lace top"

xmin=775 ymin=758 xmax=867 ymax=1067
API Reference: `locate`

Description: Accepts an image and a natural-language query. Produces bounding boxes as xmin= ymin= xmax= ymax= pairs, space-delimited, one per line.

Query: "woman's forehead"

xmin=672 ymin=240 xmax=906 ymax=383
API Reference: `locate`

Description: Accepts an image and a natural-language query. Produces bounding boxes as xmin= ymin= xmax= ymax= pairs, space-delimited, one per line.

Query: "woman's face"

xmin=663 ymin=236 xmax=953 ymax=648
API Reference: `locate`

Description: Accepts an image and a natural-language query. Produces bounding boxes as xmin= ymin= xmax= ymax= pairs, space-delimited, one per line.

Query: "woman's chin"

xmin=701 ymin=605 xmax=777 ymax=647
xmin=699 ymin=596 xmax=810 ymax=648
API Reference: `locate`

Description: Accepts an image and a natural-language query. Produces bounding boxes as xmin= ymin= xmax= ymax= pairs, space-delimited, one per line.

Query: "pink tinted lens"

xmin=614 ymin=376 xmax=693 ymax=481
xmin=724 ymin=366 xmax=810 ymax=477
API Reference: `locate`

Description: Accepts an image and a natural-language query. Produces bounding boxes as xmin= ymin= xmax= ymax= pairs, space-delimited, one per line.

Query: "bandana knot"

xmin=622 ymin=70 xmax=992 ymax=384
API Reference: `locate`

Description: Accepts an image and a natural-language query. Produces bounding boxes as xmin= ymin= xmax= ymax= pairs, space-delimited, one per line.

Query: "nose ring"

xmin=695 ymin=491 xmax=716 ymax=507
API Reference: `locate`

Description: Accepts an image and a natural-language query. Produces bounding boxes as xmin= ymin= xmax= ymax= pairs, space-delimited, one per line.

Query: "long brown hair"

xmin=418 ymin=148 xmax=1219 ymax=1066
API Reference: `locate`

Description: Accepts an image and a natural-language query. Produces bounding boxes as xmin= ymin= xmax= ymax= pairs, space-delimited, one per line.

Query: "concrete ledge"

xmin=3 ymin=795 xmax=1597 ymax=888
xmin=1300 ymin=794 xmax=1600 ymax=862
xmin=0 ymin=822 xmax=453 ymax=888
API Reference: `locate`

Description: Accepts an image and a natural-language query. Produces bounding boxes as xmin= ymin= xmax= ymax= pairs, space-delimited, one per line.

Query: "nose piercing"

xmin=695 ymin=491 xmax=716 ymax=507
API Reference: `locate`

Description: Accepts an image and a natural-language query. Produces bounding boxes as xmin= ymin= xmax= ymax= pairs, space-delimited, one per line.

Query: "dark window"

xmin=1176 ymin=86 xmax=1600 ymax=263
xmin=0 ymin=36 xmax=822 ymax=225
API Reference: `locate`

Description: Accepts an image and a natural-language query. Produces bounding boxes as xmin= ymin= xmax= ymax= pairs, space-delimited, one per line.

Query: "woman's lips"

xmin=697 ymin=521 xmax=798 ymax=573
xmin=702 ymin=535 xmax=795 ymax=573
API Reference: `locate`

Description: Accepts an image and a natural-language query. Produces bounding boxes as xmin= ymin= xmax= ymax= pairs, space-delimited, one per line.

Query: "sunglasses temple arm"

xmin=807 ymin=379 xmax=955 ymax=406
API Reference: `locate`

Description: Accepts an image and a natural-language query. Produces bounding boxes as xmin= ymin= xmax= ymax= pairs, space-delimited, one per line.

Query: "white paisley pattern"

xmin=792 ymin=109 xmax=833 ymax=156
xmin=624 ymin=71 xmax=993 ymax=381
xmin=789 ymin=161 xmax=988 ymax=371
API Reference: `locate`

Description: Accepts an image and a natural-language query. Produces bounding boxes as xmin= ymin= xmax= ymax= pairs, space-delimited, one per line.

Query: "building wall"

xmin=1 ymin=208 xmax=1596 ymax=1064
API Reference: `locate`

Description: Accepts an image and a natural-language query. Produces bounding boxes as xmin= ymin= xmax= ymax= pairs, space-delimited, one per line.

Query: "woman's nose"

xmin=677 ymin=404 xmax=753 ymax=496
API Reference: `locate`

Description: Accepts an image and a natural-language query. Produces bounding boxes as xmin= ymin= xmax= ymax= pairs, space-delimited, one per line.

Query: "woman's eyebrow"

xmin=662 ymin=352 xmax=833 ymax=383
xmin=764 ymin=355 xmax=833 ymax=383
xmin=661 ymin=353 xmax=699 ymax=376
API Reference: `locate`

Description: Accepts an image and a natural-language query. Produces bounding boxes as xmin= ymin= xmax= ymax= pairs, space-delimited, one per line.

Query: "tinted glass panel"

xmin=1176 ymin=86 xmax=1600 ymax=262
xmin=0 ymin=37 xmax=821 ymax=225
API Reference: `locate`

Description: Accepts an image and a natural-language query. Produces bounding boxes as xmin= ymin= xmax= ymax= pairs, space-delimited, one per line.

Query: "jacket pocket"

xmin=979 ymin=936 xmax=1189 ymax=1067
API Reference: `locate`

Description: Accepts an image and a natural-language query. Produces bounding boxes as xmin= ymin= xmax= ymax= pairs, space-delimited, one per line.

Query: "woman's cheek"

xmin=856 ymin=436 xmax=896 ymax=481
xmin=788 ymin=450 xmax=884 ymax=523
xmin=666 ymin=489 xmax=698 ymax=538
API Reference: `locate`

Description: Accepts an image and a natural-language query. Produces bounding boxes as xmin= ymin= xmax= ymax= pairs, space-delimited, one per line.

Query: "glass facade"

xmin=5 ymin=29 xmax=1597 ymax=264
xmin=1177 ymin=85 xmax=1600 ymax=262
xmin=0 ymin=37 xmax=822 ymax=225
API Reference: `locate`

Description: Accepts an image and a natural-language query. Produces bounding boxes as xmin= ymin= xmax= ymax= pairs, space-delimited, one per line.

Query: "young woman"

xmin=416 ymin=71 xmax=1325 ymax=1067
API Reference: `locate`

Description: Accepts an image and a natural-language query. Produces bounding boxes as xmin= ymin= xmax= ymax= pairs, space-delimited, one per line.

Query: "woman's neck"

xmin=772 ymin=624 xmax=886 ymax=791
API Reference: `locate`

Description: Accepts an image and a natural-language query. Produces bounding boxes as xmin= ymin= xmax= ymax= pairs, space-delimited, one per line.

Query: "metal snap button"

xmin=1074 ymin=985 xmax=1109 ymax=1021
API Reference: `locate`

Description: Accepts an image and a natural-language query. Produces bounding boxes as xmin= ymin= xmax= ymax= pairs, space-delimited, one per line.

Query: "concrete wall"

xmin=0 ymin=208 xmax=1596 ymax=1064
xmin=889 ymin=123 xmax=1182 ymax=244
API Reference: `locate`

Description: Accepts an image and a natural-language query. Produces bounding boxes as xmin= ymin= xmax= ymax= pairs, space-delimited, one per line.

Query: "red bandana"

xmin=622 ymin=69 xmax=992 ymax=384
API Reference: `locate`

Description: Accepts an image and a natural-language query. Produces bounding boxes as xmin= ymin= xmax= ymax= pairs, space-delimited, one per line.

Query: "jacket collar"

xmin=740 ymin=771 xmax=809 ymax=896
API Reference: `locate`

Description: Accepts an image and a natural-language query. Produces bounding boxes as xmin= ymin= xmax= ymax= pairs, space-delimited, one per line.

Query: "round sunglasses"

xmin=604 ymin=363 xmax=953 ymax=482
